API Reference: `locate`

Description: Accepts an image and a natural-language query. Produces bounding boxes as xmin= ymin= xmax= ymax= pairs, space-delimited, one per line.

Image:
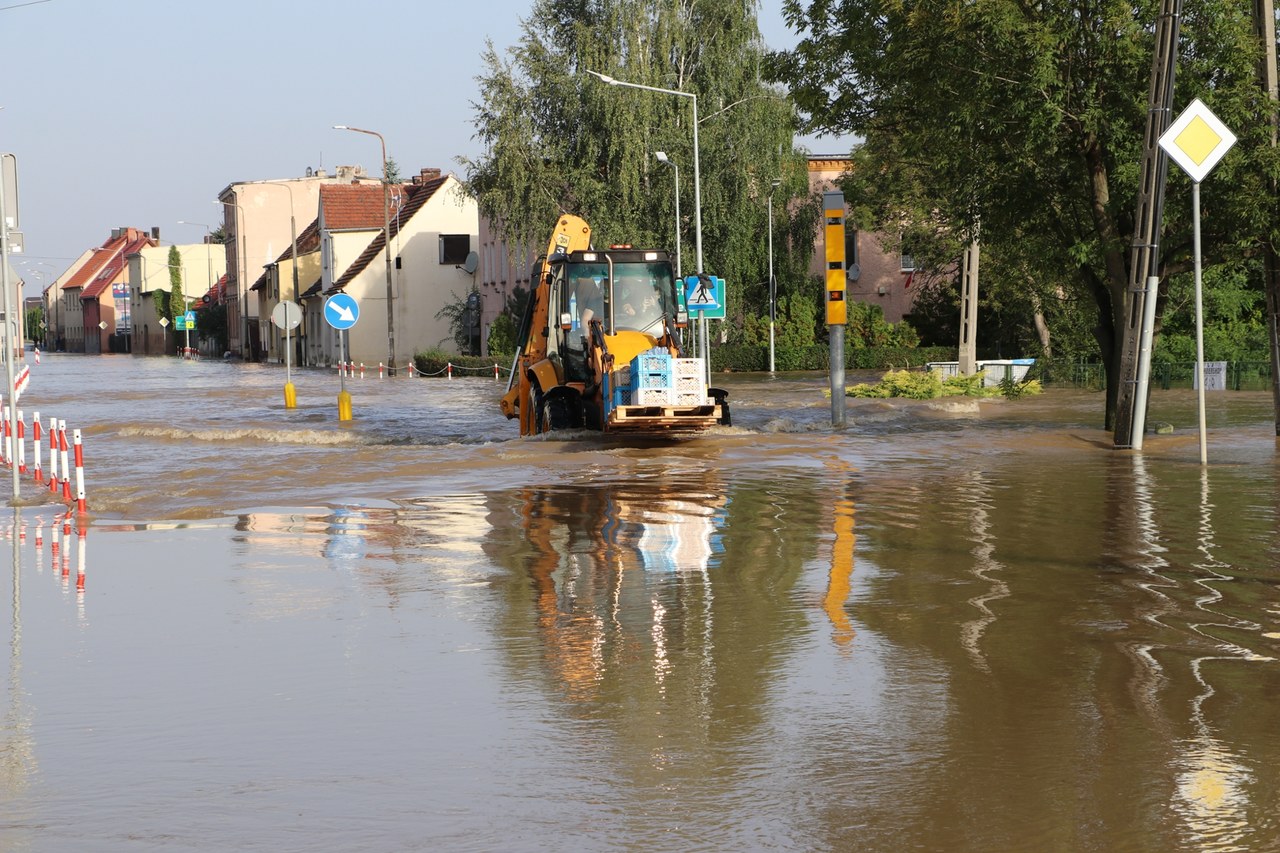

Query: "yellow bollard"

xmin=338 ymin=390 xmax=352 ymax=421
xmin=284 ymin=382 xmax=297 ymax=409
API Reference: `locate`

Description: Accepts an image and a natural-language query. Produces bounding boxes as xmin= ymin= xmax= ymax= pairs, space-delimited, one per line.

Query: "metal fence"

xmin=1038 ymin=361 xmax=1275 ymax=391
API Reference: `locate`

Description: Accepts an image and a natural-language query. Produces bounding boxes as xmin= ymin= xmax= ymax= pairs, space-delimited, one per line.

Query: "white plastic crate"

xmin=675 ymin=357 xmax=702 ymax=377
xmin=675 ymin=391 xmax=709 ymax=407
xmin=635 ymin=387 xmax=675 ymax=406
xmin=675 ymin=373 xmax=703 ymax=393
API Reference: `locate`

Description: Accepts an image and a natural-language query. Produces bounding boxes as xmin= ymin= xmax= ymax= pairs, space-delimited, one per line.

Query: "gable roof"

xmin=319 ymin=183 xmax=407 ymax=232
xmin=74 ymin=229 xmax=157 ymax=299
xmin=330 ymin=176 xmax=449 ymax=292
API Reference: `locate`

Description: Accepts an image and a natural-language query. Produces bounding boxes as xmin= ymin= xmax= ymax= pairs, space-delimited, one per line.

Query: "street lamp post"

xmin=653 ymin=151 xmax=681 ymax=280
xmin=333 ymin=125 xmax=395 ymax=375
xmin=588 ymin=71 xmax=708 ymax=383
xmin=177 ymin=220 xmax=214 ymax=359
xmin=767 ymin=178 xmax=781 ymax=374
xmin=260 ymin=182 xmax=300 ymax=408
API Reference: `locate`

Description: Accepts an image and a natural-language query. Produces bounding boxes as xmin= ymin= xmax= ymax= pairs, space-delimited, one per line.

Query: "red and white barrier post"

xmin=378 ymin=362 xmax=384 ymax=379
xmin=447 ymin=362 xmax=453 ymax=380
xmin=359 ymin=363 xmax=365 ymax=379
xmin=494 ymin=363 xmax=500 ymax=380
xmin=59 ymin=420 xmax=71 ymax=503
xmin=16 ymin=409 xmax=25 ymax=474
xmin=48 ymin=416 xmax=59 ymax=494
xmin=73 ymin=429 xmax=86 ymax=515
xmin=2 ymin=406 xmax=11 ymax=467
xmin=32 ymin=412 xmax=42 ymax=484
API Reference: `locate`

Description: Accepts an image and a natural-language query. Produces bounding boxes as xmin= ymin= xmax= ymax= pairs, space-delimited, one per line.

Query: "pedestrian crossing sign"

xmin=685 ymin=275 xmax=726 ymax=320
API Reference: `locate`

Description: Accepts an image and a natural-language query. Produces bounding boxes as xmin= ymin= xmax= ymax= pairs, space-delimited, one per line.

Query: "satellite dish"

xmin=847 ymin=262 xmax=861 ymax=282
xmin=461 ymin=251 xmax=479 ymax=275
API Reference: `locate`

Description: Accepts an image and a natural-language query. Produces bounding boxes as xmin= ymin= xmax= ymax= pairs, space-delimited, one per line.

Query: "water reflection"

xmin=1170 ymin=469 xmax=1268 ymax=852
xmin=2 ymin=509 xmax=35 ymax=811
xmin=957 ymin=470 xmax=1008 ymax=672
xmin=483 ymin=469 xmax=822 ymax=729
xmin=823 ymin=461 xmax=856 ymax=650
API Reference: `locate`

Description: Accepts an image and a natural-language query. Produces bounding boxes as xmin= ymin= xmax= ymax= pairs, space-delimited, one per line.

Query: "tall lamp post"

xmin=176 ymin=220 xmax=213 ymax=359
xmin=767 ymin=178 xmax=781 ymax=374
xmin=588 ymin=71 xmax=708 ymax=384
xmin=333 ymin=124 xmax=395 ymax=375
xmin=260 ymin=182 xmax=300 ymax=407
xmin=653 ymin=151 xmax=681 ymax=279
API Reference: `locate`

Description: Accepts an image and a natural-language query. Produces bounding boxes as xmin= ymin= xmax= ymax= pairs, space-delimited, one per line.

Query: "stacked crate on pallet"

xmin=631 ymin=350 xmax=675 ymax=406
xmin=673 ymin=358 xmax=709 ymax=406
xmin=610 ymin=365 xmax=633 ymax=409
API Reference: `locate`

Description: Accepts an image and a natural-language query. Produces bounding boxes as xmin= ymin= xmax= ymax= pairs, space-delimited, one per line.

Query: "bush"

xmin=845 ymin=368 xmax=1042 ymax=399
xmin=413 ymin=347 xmax=505 ymax=377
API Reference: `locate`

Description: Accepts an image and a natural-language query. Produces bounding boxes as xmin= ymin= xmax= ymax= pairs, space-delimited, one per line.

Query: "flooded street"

xmin=3 ymin=354 xmax=1279 ymax=851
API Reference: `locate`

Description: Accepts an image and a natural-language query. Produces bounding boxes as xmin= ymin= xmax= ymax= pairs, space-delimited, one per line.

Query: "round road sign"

xmin=271 ymin=300 xmax=303 ymax=331
xmin=324 ymin=293 xmax=360 ymax=330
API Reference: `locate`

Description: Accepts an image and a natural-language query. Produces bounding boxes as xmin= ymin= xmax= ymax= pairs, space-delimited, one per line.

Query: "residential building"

xmin=127 ymin=243 xmax=227 ymax=356
xmin=218 ymin=166 xmax=374 ymax=361
xmin=477 ymin=214 xmax=537 ymax=356
xmin=44 ymin=249 xmax=94 ymax=351
xmin=325 ymin=169 xmax=478 ymax=367
xmin=80 ymin=227 xmax=157 ymax=354
xmin=251 ymin=220 xmax=320 ymax=366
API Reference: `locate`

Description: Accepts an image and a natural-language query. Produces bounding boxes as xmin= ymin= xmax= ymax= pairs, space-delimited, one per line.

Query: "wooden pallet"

xmin=608 ymin=403 xmax=721 ymax=432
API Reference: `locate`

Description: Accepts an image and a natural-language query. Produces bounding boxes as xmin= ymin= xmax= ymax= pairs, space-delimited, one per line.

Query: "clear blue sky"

xmin=1 ymin=0 xmax=849 ymax=296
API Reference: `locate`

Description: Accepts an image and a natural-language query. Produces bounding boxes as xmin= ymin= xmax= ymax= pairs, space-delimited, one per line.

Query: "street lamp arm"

xmin=698 ymin=94 xmax=789 ymax=124
xmin=584 ymin=69 xmax=693 ymax=102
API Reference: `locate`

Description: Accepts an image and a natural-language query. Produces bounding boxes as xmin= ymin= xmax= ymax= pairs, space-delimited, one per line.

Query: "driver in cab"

xmin=617 ymin=276 xmax=658 ymax=322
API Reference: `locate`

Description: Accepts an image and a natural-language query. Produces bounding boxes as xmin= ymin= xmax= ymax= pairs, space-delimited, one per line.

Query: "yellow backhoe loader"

xmin=499 ymin=215 xmax=729 ymax=435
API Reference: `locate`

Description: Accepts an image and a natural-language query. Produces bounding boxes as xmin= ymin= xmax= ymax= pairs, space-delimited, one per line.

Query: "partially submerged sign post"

xmin=824 ymin=191 xmax=847 ymax=426
xmin=1158 ymin=98 xmax=1237 ymax=464
xmin=1 ymin=153 xmax=20 ymax=501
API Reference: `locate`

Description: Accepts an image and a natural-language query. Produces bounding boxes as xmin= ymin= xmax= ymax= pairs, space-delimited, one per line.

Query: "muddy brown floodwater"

xmin=1 ymin=353 xmax=1278 ymax=851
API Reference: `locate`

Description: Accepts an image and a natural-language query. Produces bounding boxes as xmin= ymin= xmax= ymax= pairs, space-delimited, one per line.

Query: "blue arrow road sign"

xmin=325 ymin=293 xmax=360 ymax=330
xmin=685 ymin=275 xmax=726 ymax=320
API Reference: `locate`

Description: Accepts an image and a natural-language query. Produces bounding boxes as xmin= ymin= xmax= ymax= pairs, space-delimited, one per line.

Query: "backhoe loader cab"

xmin=501 ymin=215 xmax=727 ymax=437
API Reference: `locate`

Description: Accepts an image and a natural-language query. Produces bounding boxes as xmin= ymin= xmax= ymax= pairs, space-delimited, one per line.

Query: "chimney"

xmin=111 ymin=228 xmax=122 ymax=240
xmin=152 ymin=226 xmax=160 ymax=241
xmin=416 ymin=167 xmax=442 ymax=184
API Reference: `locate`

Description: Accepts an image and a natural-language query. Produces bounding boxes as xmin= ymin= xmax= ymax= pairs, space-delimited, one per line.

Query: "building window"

xmin=899 ymin=236 xmax=915 ymax=273
xmin=844 ymin=229 xmax=858 ymax=269
xmin=439 ymin=234 xmax=471 ymax=265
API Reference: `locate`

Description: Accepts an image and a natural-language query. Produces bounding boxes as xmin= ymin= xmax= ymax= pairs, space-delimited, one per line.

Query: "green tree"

xmin=774 ymin=0 xmax=1276 ymax=427
xmin=25 ymin=304 xmax=44 ymax=344
xmin=167 ymin=245 xmax=184 ymax=327
xmin=462 ymin=0 xmax=817 ymax=331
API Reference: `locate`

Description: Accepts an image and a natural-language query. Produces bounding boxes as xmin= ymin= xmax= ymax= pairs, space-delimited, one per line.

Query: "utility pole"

xmin=1113 ymin=0 xmax=1182 ymax=447
xmin=1253 ymin=0 xmax=1280 ymax=434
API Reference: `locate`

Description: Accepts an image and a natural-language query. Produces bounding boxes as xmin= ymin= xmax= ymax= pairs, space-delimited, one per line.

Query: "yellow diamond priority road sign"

xmin=1159 ymin=98 xmax=1237 ymax=184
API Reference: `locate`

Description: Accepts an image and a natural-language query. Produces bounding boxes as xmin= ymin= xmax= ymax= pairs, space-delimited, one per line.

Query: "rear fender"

xmin=708 ymin=387 xmax=731 ymax=426
xmin=528 ymin=359 xmax=560 ymax=396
